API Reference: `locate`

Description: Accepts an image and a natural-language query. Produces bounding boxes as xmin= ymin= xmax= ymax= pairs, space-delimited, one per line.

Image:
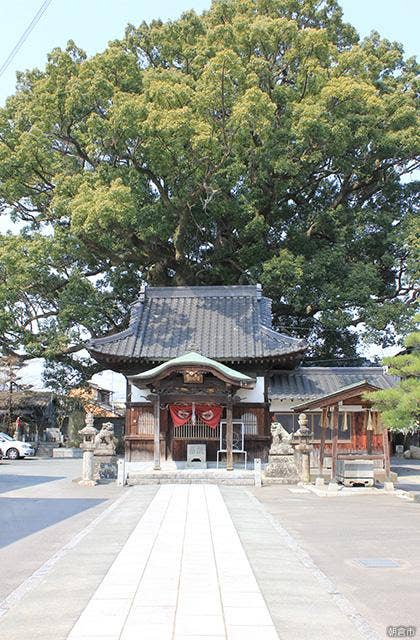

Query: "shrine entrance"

xmin=127 ymin=352 xmax=255 ymax=471
xmin=168 ymin=407 xmax=222 ymax=462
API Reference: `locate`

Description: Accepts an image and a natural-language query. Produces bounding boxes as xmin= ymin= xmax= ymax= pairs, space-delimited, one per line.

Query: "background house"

xmin=0 ymin=390 xmax=56 ymax=441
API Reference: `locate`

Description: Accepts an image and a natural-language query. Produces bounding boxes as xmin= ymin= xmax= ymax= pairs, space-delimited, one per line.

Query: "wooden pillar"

xmin=153 ymin=392 xmax=161 ymax=471
xmin=263 ymin=371 xmax=271 ymax=437
xmin=319 ymin=407 xmax=328 ymax=478
xmin=382 ymin=426 xmax=391 ymax=481
xmin=125 ymin=377 xmax=132 ymax=461
xmin=366 ymin=410 xmax=373 ymax=455
xmin=226 ymin=394 xmax=233 ymax=471
xmin=331 ymin=404 xmax=339 ymax=480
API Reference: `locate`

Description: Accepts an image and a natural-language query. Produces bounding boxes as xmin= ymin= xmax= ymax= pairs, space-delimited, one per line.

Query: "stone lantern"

xmin=294 ymin=413 xmax=313 ymax=484
xmin=78 ymin=412 xmax=97 ymax=486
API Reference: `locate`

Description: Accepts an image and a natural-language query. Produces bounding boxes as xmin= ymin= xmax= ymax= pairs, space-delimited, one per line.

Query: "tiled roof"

xmin=270 ymin=367 xmax=397 ymax=399
xmin=88 ymin=285 xmax=307 ymax=365
xmin=0 ymin=391 xmax=54 ymax=409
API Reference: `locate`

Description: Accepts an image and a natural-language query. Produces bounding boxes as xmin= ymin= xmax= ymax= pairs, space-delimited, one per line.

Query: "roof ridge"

xmin=296 ymin=366 xmax=386 ymax=372
xmin=260 ymin=324 xmax=306 ymax=345
xmin=131 ymin=295 xmax=149 ymax=358
xmin=143 ymin=285 xmax=259 ymax=299
xmin=88 ymin=324 xmax=135 ymax=347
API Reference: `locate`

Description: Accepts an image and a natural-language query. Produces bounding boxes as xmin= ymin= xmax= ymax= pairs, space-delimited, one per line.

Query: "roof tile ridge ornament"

xmin=144 ymin=284 xmax=259 ymax=298
xmin=260 ymin=324 xmax=307 ymax=349
xmin=129 ymin=283 xmax=147 ymax=325
xmin=88 ymin=284 xmax=148 ymax=350
xmin=131 ymin=283 xmax=151 ymax=358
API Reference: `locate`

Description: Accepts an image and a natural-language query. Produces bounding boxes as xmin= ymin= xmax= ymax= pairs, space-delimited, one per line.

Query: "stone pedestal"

xmin=264 ymin=421 xmax=299 ymax=484
xmin=94 ymin=454 xmax=118 ymax=481
xmin=254 ymin=458 xmax=262 ymax=487
xmin=265 ymin=452 xmax=299 ymax=482
xmin=79 ymin=450 xmax=97 ymax=486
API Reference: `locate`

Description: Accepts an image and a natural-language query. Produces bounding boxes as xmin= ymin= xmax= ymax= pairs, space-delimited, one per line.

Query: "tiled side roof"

xmin=88 ymin=285 xmax=306 ymax=363
xmin=269 ymin=367 xmax=398 ymax=399
xmin=0 ymin=391 xmax=54 ymax=409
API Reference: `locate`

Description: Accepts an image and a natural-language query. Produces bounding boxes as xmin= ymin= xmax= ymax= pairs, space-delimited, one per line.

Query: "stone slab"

xmin=65 ymin=485 xmax=280 ymax=640
xmin=53 ymin=448 xmax=82 ymax=459
xmin=127 ymin=470 xmax=255 ymax=485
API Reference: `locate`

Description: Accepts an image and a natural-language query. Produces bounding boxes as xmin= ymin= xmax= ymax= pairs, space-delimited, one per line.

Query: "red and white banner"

xmin=170 ymin=404 xmax=222 ymax=429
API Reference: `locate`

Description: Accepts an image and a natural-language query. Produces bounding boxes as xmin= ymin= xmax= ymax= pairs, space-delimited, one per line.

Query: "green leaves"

xmin=367 ymin=318 xmax=420 ymax=432
xmin=0 ymin=0 xmax=419 ymax=381
xmin=71 ymin=178 xmax=138 ymax=244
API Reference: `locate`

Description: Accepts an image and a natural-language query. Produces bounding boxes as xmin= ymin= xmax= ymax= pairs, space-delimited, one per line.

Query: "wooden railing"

xmin=174 ymin=418 xmax=220 ymax=440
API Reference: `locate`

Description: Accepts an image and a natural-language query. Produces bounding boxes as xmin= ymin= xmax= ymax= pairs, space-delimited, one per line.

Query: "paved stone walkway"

xmin=67 ymin=484 xmax=278 ymax=640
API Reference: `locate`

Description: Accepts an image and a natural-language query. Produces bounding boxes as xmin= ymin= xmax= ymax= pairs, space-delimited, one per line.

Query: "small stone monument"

xmin=93 ymin=422 xmax=118 ymax=480
xmin=264 ymin=420 xmax=299 ymax=483
xmin=78 ymin=412 xmax=97 ymax=486
xmin=186 ymin=444 xmax=207 ymax=469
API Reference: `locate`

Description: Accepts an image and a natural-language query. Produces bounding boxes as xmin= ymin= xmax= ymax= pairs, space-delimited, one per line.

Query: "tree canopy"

xmin=367 ymin=321 xmax=420 ymax=432
xmin=0 ymin=0 xmax=418 ymax=383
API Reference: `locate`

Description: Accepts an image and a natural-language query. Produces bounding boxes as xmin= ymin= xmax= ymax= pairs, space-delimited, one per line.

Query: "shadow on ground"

xmin=0 ymin=497 xmax=105 ymax=548
xmin=0 ymin=474 xmax=64 ymax=493
xmin=396 ymin=483 xmax=420 ymax=492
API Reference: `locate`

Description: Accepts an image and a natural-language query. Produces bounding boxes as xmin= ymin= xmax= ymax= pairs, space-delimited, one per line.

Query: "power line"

xmin=0 ymin=0 xmax=54 ymax=80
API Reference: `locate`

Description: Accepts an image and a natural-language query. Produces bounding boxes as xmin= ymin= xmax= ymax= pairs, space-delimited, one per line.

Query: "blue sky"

xmin=0 ymin=0 xmax=418 ymax=106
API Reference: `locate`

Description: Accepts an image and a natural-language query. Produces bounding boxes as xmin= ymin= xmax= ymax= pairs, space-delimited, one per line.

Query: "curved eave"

xmin=128 ymin=352 xmax=255 ymax=388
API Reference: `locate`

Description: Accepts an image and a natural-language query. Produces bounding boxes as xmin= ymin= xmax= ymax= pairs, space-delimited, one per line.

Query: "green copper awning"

xmin=128 ymin=351 xmax=255 ymax=387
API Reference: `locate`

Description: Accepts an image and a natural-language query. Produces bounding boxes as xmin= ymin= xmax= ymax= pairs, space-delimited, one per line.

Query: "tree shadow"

xmin=0 ymin=497 xmax=106 ymax=548
xmin=0 ymin=474 xmax=65 ymax=493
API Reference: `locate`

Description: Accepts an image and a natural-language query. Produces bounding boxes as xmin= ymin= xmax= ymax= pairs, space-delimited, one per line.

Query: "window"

xmin=311 ymin=413 xmax=328 ymax=440
xmin=273 ymin=412 xmax=352 ymax=441
xmin=137 ymin=411 xmax=154 ymax=435
xmin=241 ymin=412 xmax=258 ymax=435
xmin=97 ymin=389 xmax=111 ymax=405
xmin=274 ymin=413 xmax=296 ymax=434
xmin=338 ymin=412 xmax=352 ymax=440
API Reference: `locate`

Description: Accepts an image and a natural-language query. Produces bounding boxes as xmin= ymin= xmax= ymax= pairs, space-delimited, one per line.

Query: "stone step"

xmin=127 ymin=472 xmax=255 ymax=486
xmin=35 ymin=443 xmax=56 ymax=457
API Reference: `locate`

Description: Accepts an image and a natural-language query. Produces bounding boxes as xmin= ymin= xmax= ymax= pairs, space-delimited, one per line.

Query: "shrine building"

xmin=88 ymin=284 xmax=396 ymax=474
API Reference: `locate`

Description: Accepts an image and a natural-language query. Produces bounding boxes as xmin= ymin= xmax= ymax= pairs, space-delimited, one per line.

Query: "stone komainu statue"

xmin=270 ymin=421 xmax=293 ymax=455
xmin=94 ymin=422 xmax=117 ymax=455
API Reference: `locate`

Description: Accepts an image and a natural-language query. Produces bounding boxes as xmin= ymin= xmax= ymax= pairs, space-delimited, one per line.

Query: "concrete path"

xmin=224 ymin=487 xmax=377 ymax=640
xmin=67 ymin=484 xmax=279 ymax=640
xmin=1 ymin=475 xmax=392 ymax=640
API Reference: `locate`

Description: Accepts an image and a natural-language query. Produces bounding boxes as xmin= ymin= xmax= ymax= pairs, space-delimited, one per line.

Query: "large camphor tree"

xmin=0 ymin=0 xmax=418 ymax=385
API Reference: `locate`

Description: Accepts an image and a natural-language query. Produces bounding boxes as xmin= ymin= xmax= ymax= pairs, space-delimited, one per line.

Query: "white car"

xmin=0 ymin=432 xmax=36 ymax=460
